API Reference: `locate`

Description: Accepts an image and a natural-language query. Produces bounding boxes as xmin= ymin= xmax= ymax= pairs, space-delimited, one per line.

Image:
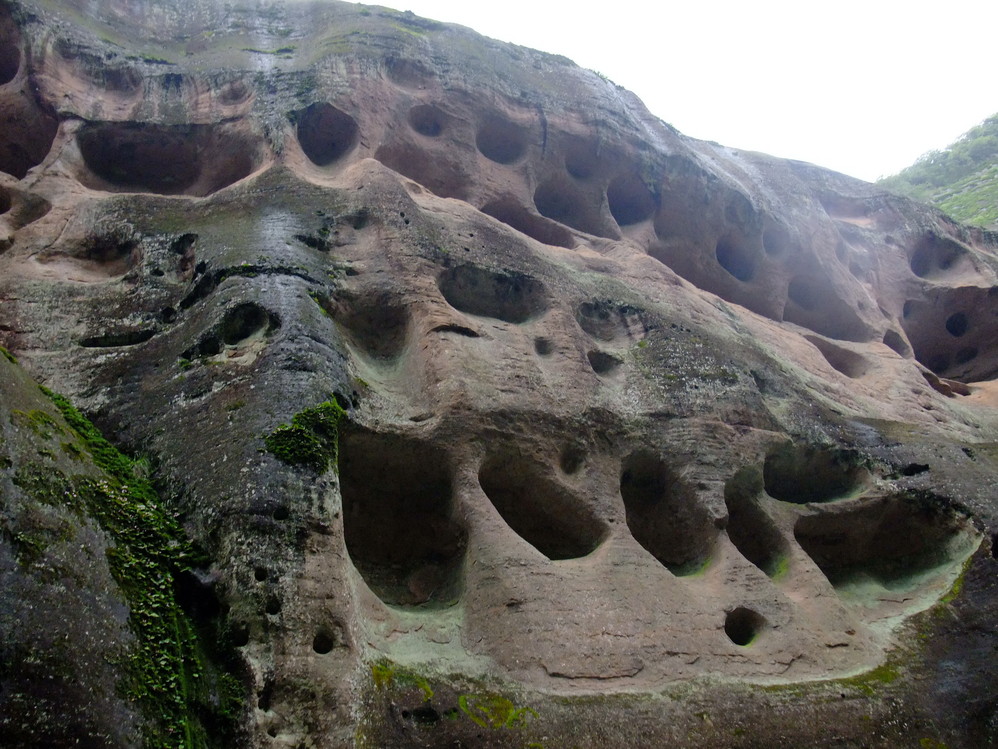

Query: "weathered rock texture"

xmin=1 ymin=0 xmax=997 ymax=746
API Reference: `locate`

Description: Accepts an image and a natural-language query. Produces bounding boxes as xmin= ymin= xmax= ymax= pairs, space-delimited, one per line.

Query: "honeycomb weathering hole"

xmin=296 ymin=103 xmax=359 ymax=167
xmin=408 ymin=104 xmax=445 ymax=137
xmin=219 ymin=302 xmax=275 ymax=345
xmin=475 ymin=116 xmax=528 ymax=164
xmin=480 ymin=198 xmax=575 ymax=249
xmin=783 ymin=274 xmax=870 ymax=342
xmin=340 ymin=429 xmax=465 ymax=607
xmin=620 ymin=450 xmax=716 ymax=575
xmin=534 ymin=177 xmax=607 ymax=237
xmin=724 ymin=607 xmax=766 ymax=646
xmin=763 ymin=444 xmax=869 ymax=504
xmin=326 ymin=291 xmax=409 ymax=360
xmin=794 ymin=494 xmax=978 ymax=597
xmin=724 ymin=468 xmax=789 ymax=578
xmin=438 ymin=265 xmax=547 ymax=324
xmin=883 ymin=329 xmax=910 ymax=357
xmin=587 ymin=350 xmax=621 ymax=375
xmin=478 ymin=452 xmax=608 ymax=560
xmin=909 ymin=233 xmax=970 ymax=279
xmin=805 ymin=335 xmax=870 ymax=379
xmin=374 ymin=142 xmax=469 ymax=200
xmin=607 ymin=173 xmax=656 ymax=226
xmin=945 ymin=312 xmax=968 ymax=337
xmin=77 ymin=122 xmax=258 ymax=196
xmin=715 ymin=235 xmax=755 ymax=282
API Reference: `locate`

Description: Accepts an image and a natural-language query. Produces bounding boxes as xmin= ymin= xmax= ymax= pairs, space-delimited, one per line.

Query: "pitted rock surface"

xmin=0 ymin=0 xmax=996 ymax=746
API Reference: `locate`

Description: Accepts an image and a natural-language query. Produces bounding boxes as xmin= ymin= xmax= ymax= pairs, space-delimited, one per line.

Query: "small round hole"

xmin=265 ymin=596 xmax=281 ymax=615
xmin=724 ymin=607 xmax=766 ymax=646
xmin=254 ymin=567 xmax=268 ymax=582
xmin=273 ymin=506 xmax=290 ymax=521
xmin=312 ymin=630 xmax=335 ymax=654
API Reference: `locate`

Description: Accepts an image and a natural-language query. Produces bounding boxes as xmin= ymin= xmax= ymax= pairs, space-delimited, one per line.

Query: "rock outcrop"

xmin=0 ymin=0 xmax=996 ymax=746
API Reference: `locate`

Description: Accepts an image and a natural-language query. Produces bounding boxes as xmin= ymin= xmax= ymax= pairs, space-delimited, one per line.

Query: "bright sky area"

xmin=380 ymin=0 xmax=997 ymax=183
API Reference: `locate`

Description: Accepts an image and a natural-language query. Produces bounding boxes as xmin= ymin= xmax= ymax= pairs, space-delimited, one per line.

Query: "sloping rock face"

xmin=1 ymin=0 xmax=997 ymax=746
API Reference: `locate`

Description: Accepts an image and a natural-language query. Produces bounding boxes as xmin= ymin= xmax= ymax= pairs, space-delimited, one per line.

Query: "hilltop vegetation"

xmin=879 ymin=114 xmax=998 ymax=228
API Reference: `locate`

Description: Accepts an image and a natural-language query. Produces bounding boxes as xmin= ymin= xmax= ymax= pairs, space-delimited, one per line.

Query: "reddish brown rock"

xmin=0 ymin=0 xmax=996 ymax=746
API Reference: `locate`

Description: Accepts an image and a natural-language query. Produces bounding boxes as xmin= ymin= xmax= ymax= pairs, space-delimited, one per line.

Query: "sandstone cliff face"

xmin=0 ymin=1 xmax=996 ymax=746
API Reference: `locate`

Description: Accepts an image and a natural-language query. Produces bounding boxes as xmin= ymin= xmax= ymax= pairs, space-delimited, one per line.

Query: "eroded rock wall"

xmin=0 ymin=0 xmax=997 ymax=746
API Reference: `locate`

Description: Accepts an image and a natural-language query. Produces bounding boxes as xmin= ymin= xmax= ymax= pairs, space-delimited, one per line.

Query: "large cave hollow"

xmin=339 ymin=427 xmax=466 ymax=607
xmin=478 ymin=450 xmax=608 ymax=560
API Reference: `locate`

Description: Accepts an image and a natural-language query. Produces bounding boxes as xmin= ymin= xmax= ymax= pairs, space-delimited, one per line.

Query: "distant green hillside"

xmin=878 ymin=114 xmax=998 ymax=229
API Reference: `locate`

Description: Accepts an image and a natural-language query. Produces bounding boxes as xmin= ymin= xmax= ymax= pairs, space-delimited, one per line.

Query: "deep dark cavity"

xmin=533 ymin=337 xmax=553 ymax=356
xmin=909 ymin=232 xmax=970 ymax=279
xmin=475 ymin=116 xmax=528 ymax=164
xmin=408 ymin=104 xmax=445 ymax=137
xmin=763 ymin=444 xmax=869 ymax=504
xmin=534 ymin=176 xmax=608 ymax=237
xmin=480 ymin=198 xmax=575 ymax=248
xmin=724 ymin=467 xmax=789 ymax=578
xmin=724 ymin=607 xmax=766 ymax=646
xmin=0 ymin=84 xmax=57 ymax=178
xmin=340 ymin=428 xmax=465 ymax=607
xmin=80 ymin=329 xmax=155 ymax=348
xmin=438 ymin=265 xmax=547 ymax=324
xmin=620 ymin=450 xmax=716 ymax=575
xmin=715 ymin=235 xmax=755 ymax=282
xmin=559 ymin=445 xmax=584 ymax=474
xmin=794 ymin=493 xmax=975 ymax=591
xmin=77 ymin=122 xmax=256 ymax=196
xmin=219 ymin=302 xmax=274 ymax=345
xmin=296 ymin=103 xmax=359 ymax=166
xmin=325 ymin=291 xmax=409 ymax=360
xmin=479 ymin=451 xmax=607 ymax=560
xmin=587 ymin=350 xmax=621 ymax=375
xmin=576 ymin=301 xmax=646 ymax=342
xmin=607 ymin=173 xmax=656 ymax=226
xmin=945 ymin=312 xmax=969 ymax=337
xmin=805 ymin=335 xmax=870 ymax=379
xmin=0 ymin=186 xmax=9 ymax=215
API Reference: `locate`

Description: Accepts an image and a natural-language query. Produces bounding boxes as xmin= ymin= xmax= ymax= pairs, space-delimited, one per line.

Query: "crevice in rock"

xmin=724 ymin=607 xmax=766 ymax=646
xmin=430 ymin=324 xmax=479 ymax=338
xmin=480 ymin=198 xmax=575 ymax=249
xmin=479 ymin=450 xmax=607 ymax=560
xmin=80 ymin=329 xmax=156 ymax=348
xmin=724 ymin=467 xmax=789 ymax=578
xmin=805 ymin=335 xmax=870 ymax=379
xmin=0 ymin=186 xmax=9 ymax=215
xmin=438 ymin=265 xmax=546 ymax=324
xmin=296 ymin=103 xmax=358 ymax=167
xmin=76 ymin=122 xmax=258 ymax=196
xmin=179 ymin=265 xmax=316 ymax=310
xmin=408 ymin=104 xmax=445 ymax=137
xmin=794 ymin=492 xmax=977 ymax=597
xmin=475 ymin=115 xmax=528 ymax=164
xmin=534 ymin=176 xmax=609 ymax=237
xmin=763 ymin=443 xmax=869 ymax=504
xmin=607 ymin=173 xmax=656 ymax=226
xmin=340 ymin=427 xmax=465 ymax=607
xmin=620 ymin=450 xmax=716 ymax=575
xmin=534 ymin=337 xmax=552 ymax=355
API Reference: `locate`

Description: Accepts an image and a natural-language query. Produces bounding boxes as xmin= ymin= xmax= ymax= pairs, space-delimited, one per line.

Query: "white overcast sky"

xmin=382 ymin=0 xmax=996 ymax=183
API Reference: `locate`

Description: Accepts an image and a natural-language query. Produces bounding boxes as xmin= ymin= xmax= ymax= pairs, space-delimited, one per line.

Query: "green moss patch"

xmin=264 ymin=400 xmax=345 ymax=473
xmin=41 ymin=387 xmax=244 ymax=748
